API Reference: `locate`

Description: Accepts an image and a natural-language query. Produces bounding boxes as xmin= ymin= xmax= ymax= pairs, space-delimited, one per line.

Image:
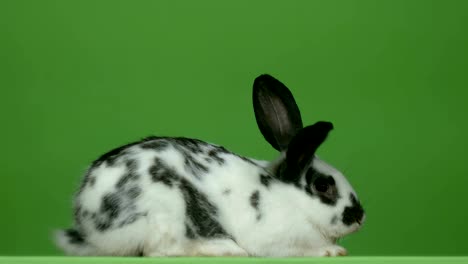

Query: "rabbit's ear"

xmin=253 ymin=74 xmax=303 ymax=151
xmin=279 ymin=121 xmax=333 ymax=182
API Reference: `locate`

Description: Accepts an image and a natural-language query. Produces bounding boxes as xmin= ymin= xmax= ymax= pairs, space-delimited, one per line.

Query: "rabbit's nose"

xmin=341 ymin=194 xmax=364 ymax=226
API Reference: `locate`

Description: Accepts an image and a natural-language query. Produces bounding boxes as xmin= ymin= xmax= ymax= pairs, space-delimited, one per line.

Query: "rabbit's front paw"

xmin=316 ymin=245 xmax=347 ymax=257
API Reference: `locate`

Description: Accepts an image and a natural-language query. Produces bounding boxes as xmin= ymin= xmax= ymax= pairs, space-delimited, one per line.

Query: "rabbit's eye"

xmin=314 ymin=176 xmax=329 ymax=192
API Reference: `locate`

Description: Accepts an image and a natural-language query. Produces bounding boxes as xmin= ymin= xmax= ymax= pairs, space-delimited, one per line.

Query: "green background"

xmin=1 ymin=0 xmax=467 ymax=257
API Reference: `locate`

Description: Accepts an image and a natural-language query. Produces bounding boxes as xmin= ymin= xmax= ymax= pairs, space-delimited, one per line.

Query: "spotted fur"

xmin=54 ymin=74 xmax=365 ymax=257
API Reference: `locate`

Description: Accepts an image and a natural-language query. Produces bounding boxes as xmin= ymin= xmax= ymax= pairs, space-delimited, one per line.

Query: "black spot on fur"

xmin=208 ymin=149 xmax=225 ymax=165
xmin=140 ymin=139 xmax=170 ymax=150
xmin=169 ymin=138 xmax=210 ymax=178
xmin=183 ymin=153 xmax=209 ymax=177
xmin=65 ymin=229 xmax=85 ymax=244
xmin=126 ymin=186 xmax=142 ymax=199
xmin=250 ymin=190 xmax=261 ymax=221
xmin=116 ymin=171 xmax=139 ymax=189
xmin=149 ymin=157 xmax=178 ymax=187
xmin=91 ymin=136 xmax=165 ymax=168
xmin=260 ymin=174 xmax=272 ymax=188
xmin=126 ymin=159 xmax=138 ymax=170
xmin=342 ymin=194 xmax=364 ymax=226
xmin=250 ymin=190 xmax=260 ymax=209
xmin=95 ymin=185 xmax=144 ymax=231
xmin=208 ymin=144 xmax=256 ymax=166
xmin=222 ymin=189 xmax=231 ymax=195
xmin=92 ymin=158 xmax=145 ymax=232
xmin=173 ymin=137 xmax=204 ymax=153
xmin=92 ymin=143 xmax=135 ymax=167
xmin=94 ymin=187 xmax=145 ymax=231
xmin=95 ymin=221 xmax=111 ymax=231
xmin=180 ymin=178 xmax=229 ymax=239
xmin=101 ymin=193 xmax=121 ymax=219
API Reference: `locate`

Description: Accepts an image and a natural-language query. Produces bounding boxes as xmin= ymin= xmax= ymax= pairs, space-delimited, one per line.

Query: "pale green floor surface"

xmin=0 ymin=257 xmax=467 ymax=264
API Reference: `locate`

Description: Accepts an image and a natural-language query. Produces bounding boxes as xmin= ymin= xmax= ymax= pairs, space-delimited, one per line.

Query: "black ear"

xmin=253 ymin=74 xmax=303 ymax=151
xmin=279 ymin=121 xmax=333 ymax=182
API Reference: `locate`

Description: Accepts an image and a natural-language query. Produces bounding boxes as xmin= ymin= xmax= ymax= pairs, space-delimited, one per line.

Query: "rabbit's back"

xmin=71 ymin=137 xmax=265 ymax=255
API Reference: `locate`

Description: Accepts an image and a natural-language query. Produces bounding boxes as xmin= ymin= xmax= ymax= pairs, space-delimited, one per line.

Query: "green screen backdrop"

xmin=1 ymin=0 xmax=467 ymax=257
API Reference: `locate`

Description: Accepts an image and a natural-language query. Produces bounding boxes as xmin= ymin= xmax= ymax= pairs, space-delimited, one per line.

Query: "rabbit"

xmin=54 ymin=74 xmax=365 ymax=257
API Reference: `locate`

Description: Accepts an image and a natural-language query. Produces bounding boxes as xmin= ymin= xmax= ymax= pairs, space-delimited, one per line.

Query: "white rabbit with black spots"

xmin=55 ymin=74 xmax=365 ymax=257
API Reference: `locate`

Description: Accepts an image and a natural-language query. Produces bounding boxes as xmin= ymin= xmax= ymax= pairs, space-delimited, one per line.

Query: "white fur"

xmin=55 ymin=74 xmax=365 ymax=257
xmin=55 ymin=139 xmax=364 ymax=257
